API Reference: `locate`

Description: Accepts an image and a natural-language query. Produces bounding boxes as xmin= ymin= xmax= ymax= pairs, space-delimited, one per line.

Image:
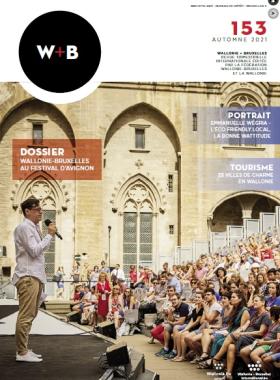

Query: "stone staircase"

xmin=44 ymin=299 xmax=72 ymax=316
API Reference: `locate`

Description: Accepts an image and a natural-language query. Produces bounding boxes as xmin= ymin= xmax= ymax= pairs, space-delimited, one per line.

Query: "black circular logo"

xmin=19 ymin=11 xmax=101 ymax=93
xmin=268 ymin=0 xmax=279 ymax=5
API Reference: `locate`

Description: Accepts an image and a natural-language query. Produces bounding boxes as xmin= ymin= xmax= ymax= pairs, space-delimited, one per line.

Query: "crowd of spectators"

xmin=65 ymin=231 xmax=280 ymax=378
xmin=148 ymin=232 xmax=280 ymax=379
xmin=67 ymin=262 xmax=141 ymax=335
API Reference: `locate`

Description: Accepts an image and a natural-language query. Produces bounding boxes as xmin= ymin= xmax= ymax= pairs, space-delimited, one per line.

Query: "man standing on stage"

xmin=12 ymin=197 xmax=56 ymax=362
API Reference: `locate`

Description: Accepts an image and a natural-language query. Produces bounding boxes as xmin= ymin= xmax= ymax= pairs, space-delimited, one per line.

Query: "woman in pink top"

xmin=194 ymin=259 xmax=208 ymax=281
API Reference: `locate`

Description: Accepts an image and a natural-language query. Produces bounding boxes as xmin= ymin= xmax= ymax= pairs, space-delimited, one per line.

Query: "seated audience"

xmin=185 ymin=288 xmax=223 ymax=361
xmin=155 ymin=293 xmax=189 ymax=358
xmin=240 ymin=306 xmax=280 ymax=372
xmin=198 ymin=290 xmax=250 ymax=369
xmin=149 ymin=286 xmax=176 ymax=344
xmin=172 ymin=291 xmax=204 ymax=361
xmin=265 ymin=282 xmax=280 ymax=309
xmin=212 ymin=294 xmax=271 ymax=380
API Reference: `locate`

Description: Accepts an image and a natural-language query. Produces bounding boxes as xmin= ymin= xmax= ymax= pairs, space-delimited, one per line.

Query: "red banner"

xmin=12 ymin=139 xmax=102 ymax=180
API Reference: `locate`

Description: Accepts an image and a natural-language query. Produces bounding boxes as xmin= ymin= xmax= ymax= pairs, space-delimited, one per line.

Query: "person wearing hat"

xmin=251 ymin=263 xmax=260 ymax=277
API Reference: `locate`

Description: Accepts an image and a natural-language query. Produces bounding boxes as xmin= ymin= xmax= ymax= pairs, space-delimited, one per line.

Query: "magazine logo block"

xmin=19 ymin=11 xmax=101 ymax=93
xmin=12 ymin=139 xmax=102 ymax=181
xmin=36 ymin=45 xmax=79 ymax=60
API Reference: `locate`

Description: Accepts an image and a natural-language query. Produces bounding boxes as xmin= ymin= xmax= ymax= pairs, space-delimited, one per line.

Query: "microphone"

xmin=44 ymin=219 xmax=63 ymax=240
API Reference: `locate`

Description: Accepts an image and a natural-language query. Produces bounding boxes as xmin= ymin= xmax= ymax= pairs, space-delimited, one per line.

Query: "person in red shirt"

xmin=73 ymin=284 xmax=84 ymax=302
xmin=261 ymin=248 xmax=273 ymax=261
xmin=96 ymin=272 xmax=111 ymax=322
xmin=129 ymin=265 xmax=137 ymax=288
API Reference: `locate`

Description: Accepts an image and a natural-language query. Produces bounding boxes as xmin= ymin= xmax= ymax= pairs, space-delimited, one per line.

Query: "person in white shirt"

xmin=12 ymin=197 xmax=56 ymax=363
xmin=83 ymin=286 xmax=98 ymax=327
xmin=239 ymin=253 xmax=251 ymax=282
xmin=111 ymin=264 xmax=125 ymax=282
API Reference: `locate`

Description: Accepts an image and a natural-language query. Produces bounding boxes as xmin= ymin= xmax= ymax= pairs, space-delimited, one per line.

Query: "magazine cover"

xmin=1 ymin=1 xmax=280 ymax=380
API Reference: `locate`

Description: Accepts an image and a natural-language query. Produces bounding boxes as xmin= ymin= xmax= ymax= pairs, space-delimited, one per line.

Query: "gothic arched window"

xmin=122 ymin=182 xmax=154 ymax=275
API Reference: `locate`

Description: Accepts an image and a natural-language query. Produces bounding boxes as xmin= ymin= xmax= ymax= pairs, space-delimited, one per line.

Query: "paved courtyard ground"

xmin=118 ymin=334 xmax=210 ymax=380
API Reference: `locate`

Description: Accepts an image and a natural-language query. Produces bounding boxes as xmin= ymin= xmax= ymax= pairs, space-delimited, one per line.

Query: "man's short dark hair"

xmin=195 ymin=290 xmax=204 ymax=298
xmin=221 ymin=291 xmax=231 ymax=300
xmin=270 ymin=306 xmax=280 ymax=321
xmin=171 ymin=293 xmax=181 ymax=300
xmin=215 ymin=267 xmax=227 ymax=277
xmin=268 ymin=268 xmax=277 ymax=274
xmin=205 ymin=288 xmax=215 ymax=295
xmin=21 ymin=197 xmax=39 ymax=216
xmin=167 ymin=285 xmax=176 ymax=291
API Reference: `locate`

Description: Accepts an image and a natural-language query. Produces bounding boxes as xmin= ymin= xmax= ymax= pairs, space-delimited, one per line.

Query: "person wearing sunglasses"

xmin=107 ymin=285 xmax=124 ymax=330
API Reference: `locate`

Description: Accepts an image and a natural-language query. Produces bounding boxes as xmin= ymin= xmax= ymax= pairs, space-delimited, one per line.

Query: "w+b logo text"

xmin=37 ymin=45 xmax=79 ymax=60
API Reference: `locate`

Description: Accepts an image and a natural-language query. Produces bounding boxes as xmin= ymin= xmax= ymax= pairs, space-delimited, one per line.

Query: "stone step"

xmin=44 ymin=300 xmax=72 ymax=315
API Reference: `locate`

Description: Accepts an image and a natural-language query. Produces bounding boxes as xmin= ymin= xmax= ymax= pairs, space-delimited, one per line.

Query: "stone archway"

xmin=252 ymin=197 xmax=277 ymax=219
xmin=210 ymin=192 xmax=280 ymax=232
xmin=211 ymin=197 xmax=243 ymax=232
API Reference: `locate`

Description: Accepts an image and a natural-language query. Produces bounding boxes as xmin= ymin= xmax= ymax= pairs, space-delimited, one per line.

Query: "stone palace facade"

xmin=1 ymin=82 xmax=280 ymax=280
